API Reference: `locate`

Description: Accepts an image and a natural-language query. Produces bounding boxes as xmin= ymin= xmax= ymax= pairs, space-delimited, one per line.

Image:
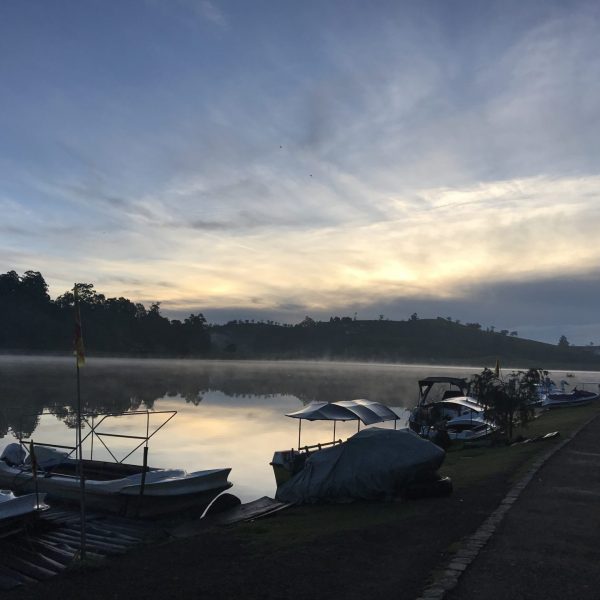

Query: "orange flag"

xmin=73 ymin=287 xmax=85 ymax=368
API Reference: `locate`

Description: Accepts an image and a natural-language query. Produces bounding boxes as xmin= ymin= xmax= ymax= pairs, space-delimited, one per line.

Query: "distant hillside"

xmin=210 ymin=318 xmax=600 ymax=370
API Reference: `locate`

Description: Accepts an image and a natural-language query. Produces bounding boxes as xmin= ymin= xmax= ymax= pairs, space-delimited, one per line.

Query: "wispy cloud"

xmin=1 ymin=1 xmax=599 ymax=343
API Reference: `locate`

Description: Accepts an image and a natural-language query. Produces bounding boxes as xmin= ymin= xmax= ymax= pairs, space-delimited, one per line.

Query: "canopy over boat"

xmin=418 ymin=377 xmax=469 ymax=404
xmin=286 ymin=399 xmax=399 ymax=425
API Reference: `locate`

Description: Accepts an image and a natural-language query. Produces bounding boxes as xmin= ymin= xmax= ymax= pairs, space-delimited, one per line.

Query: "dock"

xmin=0 ymin=495 xmax=290 ymax=591
xmin=0 ymin=507 xmax=167 ymax=591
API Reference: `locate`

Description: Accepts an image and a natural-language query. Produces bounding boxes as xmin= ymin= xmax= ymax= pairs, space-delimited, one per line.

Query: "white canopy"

xmin=286 ymin=399 xmax=399 ymax=426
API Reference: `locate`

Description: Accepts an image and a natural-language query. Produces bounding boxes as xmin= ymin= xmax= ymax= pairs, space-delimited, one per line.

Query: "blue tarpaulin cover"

xmin=276 ymin=427 xmax=445 ymax=504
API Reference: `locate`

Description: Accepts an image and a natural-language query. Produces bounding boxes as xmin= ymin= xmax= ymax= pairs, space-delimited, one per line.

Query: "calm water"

xmin=1 ymin=356 xmax=597 ymax=502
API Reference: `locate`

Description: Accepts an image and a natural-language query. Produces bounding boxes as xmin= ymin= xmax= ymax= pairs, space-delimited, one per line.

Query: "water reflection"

xmin=1 ymin=356 xmax=596 ymax=501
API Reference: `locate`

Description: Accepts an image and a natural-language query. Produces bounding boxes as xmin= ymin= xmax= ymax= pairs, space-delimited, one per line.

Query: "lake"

xmin=1 ymin=356 xmax=596 ymax=502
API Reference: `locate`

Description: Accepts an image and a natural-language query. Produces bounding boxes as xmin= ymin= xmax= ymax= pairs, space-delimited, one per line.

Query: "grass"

xmin=442 ymin=402 xmax=600 ymax=487
xmin=236 ymin=403 xmax=600 ymax=548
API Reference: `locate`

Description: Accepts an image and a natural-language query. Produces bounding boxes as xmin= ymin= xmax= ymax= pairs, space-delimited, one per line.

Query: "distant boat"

xmin=537 ymin=378 xmax=600 ymax=408
xmin=542 ymin=389 xmax=599 ymax=409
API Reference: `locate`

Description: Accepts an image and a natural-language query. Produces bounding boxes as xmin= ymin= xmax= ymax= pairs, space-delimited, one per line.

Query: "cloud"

xmin=2 ymin=1 xmax=600 ymax=344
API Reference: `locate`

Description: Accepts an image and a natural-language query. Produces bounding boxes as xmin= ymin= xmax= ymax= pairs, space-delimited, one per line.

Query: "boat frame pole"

xmin=76 ymin=361 xmax=87 ymax=561
xmin=298 ymin=419 xmax=302 ymax=450
xmin=137 ymin=412 xmax=150 ymax=517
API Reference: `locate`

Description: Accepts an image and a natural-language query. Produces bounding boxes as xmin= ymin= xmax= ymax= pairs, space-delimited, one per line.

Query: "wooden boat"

xmin=0 ymin=443 xmax=231 ymax=518
xmin=0 ymin=410 xmax=233 ymax=518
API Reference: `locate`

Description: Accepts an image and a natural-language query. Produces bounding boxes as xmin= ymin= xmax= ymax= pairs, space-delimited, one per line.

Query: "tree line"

xmin=0 ymin=271 xmax=210 ymax=356
xmin=0 ymin=270 xmax=593 ymax=366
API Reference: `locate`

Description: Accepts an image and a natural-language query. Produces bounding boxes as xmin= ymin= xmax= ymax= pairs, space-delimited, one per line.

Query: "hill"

xmin=210 ymin=318 xmax=600 ymax=370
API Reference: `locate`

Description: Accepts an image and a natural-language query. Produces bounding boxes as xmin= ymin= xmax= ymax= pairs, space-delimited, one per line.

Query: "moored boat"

xmin=271 ymin=398 xmax=400 ymax=487
xmin=0 ymin=443 xmax=232 ymax=518
xmin=409 ymin=377 xmax=498 ymax=444
xmin=542 ymin=388 xmax=599 ymax=409
xmin=271 ymin=399 xmax=451 ymax=503
xmin=0 ymin=409 xmax=233 ymax=519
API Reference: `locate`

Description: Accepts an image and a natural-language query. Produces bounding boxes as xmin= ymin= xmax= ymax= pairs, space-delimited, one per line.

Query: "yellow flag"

xmin=73 ymin=287 xmax=85 ymax=367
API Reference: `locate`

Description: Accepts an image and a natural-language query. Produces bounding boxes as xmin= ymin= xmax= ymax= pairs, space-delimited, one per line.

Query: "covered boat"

xmin=271 ymin=399 xmax=400 ymax=487
xmin=275 ymin=427 xmax=446 ymax=504
xmin=271 ymin=399 xmax=450 ymax=503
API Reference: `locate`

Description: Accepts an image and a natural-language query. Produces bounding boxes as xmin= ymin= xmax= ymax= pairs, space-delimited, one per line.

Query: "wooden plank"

xmin=29 ymin=540 xmax=75 ymax=565
xmin=40 ymin=531 xmax=122 ymax=555
xmin=36 ymin=536 xmax=104 ymax=561
xmin=3 ymin=542 xmax=67 ymax=572
xmin=0 ymin=573 xmax=22 ymax=591
xmin=2 ymin=555 xmax=56 ymax=580
xmin=100 ymin=521 xmax=157 ymax=537
xmin=60 ymin=527 xmax=129 ymax=551
xmin=0 ymin=563 xmax=37 ymax=586
xmin=38 ymin=533 xmax=81 ymax=552
xmin=84 ymin=523 xmax=142 ymax=543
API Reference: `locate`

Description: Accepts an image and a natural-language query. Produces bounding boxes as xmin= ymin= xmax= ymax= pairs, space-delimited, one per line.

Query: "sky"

xmin=1 ymin=0 xmax=600 ymax=344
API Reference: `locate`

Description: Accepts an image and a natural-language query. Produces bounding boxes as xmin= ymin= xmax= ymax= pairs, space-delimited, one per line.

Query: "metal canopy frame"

xmin=12 ymin=409 xmax=177 ymax=466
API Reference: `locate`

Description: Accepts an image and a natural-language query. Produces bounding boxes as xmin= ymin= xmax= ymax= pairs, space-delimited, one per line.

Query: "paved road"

xmin=448 ymin=414 xmax=600 ymax=600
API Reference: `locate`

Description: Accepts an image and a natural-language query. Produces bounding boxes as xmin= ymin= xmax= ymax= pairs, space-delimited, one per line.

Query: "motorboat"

xmin=537 ymin=378 xmax=600 ymax=408
xmin=409 ymin=377 xmax=498 ymax=444
xmin=0 ymin=410 xmax=233 ymax=519
xmin=271 ymin=399 xmax=451 ymax=503
xmin=0 ymin=442 xmax=232 ymax=518
xmin=542 ymin=388 xmax=599 ymax=409
xmin=0 ymin=489 xmax=48 ymax=539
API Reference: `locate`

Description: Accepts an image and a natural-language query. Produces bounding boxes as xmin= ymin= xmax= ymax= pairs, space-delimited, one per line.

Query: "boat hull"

xmin=0 ymin=460 xmax=232 ymax=518
xmin=542 ymin=390 xmax=599 ymax=409
xmin=0 ymin=491 xmax=49 ymax=538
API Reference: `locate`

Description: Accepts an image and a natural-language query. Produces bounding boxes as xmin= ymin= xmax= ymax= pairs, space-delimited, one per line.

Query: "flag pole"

xmin=74 ymin=286 xmax=87 ymax=561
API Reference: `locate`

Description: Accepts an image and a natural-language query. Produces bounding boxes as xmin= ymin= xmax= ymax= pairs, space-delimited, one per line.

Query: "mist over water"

xmin=1 ymin=356 xmax=597 ymax=501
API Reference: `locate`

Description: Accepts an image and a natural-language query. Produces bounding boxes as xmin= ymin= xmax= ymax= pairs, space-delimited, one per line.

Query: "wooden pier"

xmin=0 ymin=507 xmax=167 ymax=591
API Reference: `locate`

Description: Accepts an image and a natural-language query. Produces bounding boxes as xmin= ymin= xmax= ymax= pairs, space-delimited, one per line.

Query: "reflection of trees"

xmin=0 ymin=358 xmax=215 ymax=437
xmin=2 ymin=412 xmax=40 ymax=440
